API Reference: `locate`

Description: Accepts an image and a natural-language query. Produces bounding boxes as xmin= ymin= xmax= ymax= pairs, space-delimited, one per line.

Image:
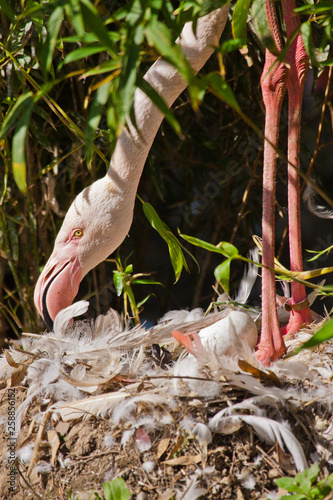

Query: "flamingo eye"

xmin=73 ymin=229 xmax=83 ymax=238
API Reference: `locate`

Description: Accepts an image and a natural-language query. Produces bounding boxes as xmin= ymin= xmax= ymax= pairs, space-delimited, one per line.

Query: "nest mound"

xmin=1 ymin=302 xmax=333 ymax=499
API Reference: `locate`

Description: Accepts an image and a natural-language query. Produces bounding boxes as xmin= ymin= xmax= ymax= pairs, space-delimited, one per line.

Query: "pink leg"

xmin=256 ymin=0 xmax=289 ymax=365
xmin=281 ymin=0 xmax=312 ymax=335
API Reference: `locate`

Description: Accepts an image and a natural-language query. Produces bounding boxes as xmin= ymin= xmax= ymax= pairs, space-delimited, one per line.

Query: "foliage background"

xmin=0 ymin=0 xmax=332 ymax=341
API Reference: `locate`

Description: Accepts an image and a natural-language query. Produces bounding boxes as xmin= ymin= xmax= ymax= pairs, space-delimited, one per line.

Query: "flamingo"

xmin=34 ymin=7 xmax=230 ymax=331
xmin=34 ymin=3 xmax=311 ymax=365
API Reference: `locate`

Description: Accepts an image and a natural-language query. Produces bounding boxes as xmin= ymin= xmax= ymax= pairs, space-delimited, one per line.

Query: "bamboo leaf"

xmin=291 ymin=317 xmax=333 ymax=355
xmin=64 ymin=46 xmax=106 ymax=64
xmin=142 ymin=201 xmax=188 ymax=282
xmin=251 ymin=0 xmax=278 ymax=54
xmin=0 ymin=0 xmax=15 ymax=19
xmin=66 ymin=0 xmax=85 ymax=37
xmin=301 ymin=21 xmax=321 ymax=67
xmin=79 ymin=0 xmax=118 ymax=58
xmin=41 ymin=5 xmax=65 ymax=78
xmin=0 ymin=92 xmax=34 ymax=141
xmin=179 ymin=232 xmax=239 ymax=259
xmin=12 ymin=99 xmax=34 ymax=193
xmin=116 ymin=40 xmax=141 ymax=136
xmin=137 ymin=76 xmax=181 ymax=135
xmin=86 ymin=81 xmax=111 ymax=166
xmin=207 ymin=74 xmax=240 ymax=112
xmin=232 ymin=0 xmax=251 ymax=42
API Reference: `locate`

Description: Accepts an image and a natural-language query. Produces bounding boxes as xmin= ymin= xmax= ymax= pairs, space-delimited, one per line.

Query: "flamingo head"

xmin=34 ymin=175 xmax=133 ymax=330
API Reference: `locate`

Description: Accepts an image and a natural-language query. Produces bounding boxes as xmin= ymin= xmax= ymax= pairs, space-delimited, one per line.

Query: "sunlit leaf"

xmin=221 ymin=38 xmax=246 ymax=54
xmin=12 ymin=99 xmax=34 ymax=193
xmin=113 ymin=271 xmax=123 ymax=296
xmin=116 ymin=40 xmax=141 ymax=136
xmin=142 ymin=201 xmax=188 ymax=282
xmin=291 ymin=317 xmax=333 ymax=355
xmin=179 ymin=232 xmax=238 ymax=258
xmin=214 ymin=258 xmax=232 ymax=294
xmin=103 ymin=478 xmax=131 ymax=500
xmin=232 ymin=0 xmax=251 ymax=42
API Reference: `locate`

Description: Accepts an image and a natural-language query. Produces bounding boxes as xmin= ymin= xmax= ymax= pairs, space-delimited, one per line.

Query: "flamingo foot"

xmin=281 ymin=308 xmax=312 ymax=336
xmin=256 ymin=325 xmax=286 ymax=366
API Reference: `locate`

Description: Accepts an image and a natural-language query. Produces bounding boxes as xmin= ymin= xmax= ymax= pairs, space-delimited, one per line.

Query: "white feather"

xmin=209 ymin=413 xmax=307 ymax=472
xmin=235 ymin=248 xmax=259 ymax=304
xmin=176 ymin=477 xmax=205 ymax=500
xmin=53 ymin=300 xmax=89 ymax=335
xmin=142 ymin=460 xmax=156 ymax=473
xmin=303 ymin=183 xmax=333 ymax=219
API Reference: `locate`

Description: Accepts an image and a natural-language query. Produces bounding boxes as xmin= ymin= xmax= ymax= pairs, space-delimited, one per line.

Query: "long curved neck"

xmin=106 ymin=6 xmax=229 ymax=197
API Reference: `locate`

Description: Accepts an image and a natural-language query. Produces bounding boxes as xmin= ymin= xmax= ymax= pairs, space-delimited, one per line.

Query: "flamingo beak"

xmin=34 ymin=248 xmax=82 ymax=331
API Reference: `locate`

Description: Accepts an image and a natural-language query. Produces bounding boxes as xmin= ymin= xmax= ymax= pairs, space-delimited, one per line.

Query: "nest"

xmin=1 ymin=300 xmax=333 ymax=499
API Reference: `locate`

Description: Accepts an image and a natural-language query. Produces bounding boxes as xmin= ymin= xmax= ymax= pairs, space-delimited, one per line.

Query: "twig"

xmin=27 ymin=410 xmax=51 ymax=477
xmin=17 ymin=463 xmax=43 ymax=499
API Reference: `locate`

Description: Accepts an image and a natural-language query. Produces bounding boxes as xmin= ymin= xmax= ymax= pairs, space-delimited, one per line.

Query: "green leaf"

xmin=8 ymin=220 xmax=19 ymax=262
xmin=179 ymin=232 xmax=238 ymax=259
xmin=124 ymin=264 xmax=133 ymax=274
xmin=64 ymin=46 xmax=106 ymax=64
xmin=251 ymin=0 xmax=278 ymax=54
xmin=294 ymin=317 xmax=333 ymax=353
xmin=221 ymin=38 xmax=246 ymax=54
xmin=276 ymin=476 xmax=302 ymax=492
xmin=277 ymin=495 xmax=307 ymax=500
xmin=207 ymin=74 xmax=240 ymax=112
xmin=232 ymin=0 xmax=251 ymax=42
xmin=79 ymin=0 xmax=117 ymax=58
xmin=12 ymin=98 xmax=34 ymax=193
xmin=41 ymin=5 xmax=65 ymax=78
xmin=307 ymin=245 xmax=333 ymax=262
xmin=0 ymin=92 xmax=33 ymax=141
xmin=200 ymin=0 xmax=231 ymax=17
xmin=86 ymin=81 xmax=111 ymax=166
xmin=301 ymin=22 xmax=321 ymax=67
xmin=82 ymin=60 xmax=121 ymax=78
xmin=145 ymin=18 xmax=195 ymax=85
xmin=131 ymin=279 xmax=162 ymax=286
xmin=137 ymin=294 xmax=153 ymax=309
xmin=137 ymin=76 xmax=181 ymax=135
xmin=214 ymin=258 xmax=232 ymax=294
xmin=113 ymin=271 xmax=123 ymax=296
xmin=116 ymin=41 xmax=141 ymax=136
xmin=103 ymin=478 xmax=131 ymax=500
xmin=0 ymin=0 xmax=16 ymax=19
xmin=66 ymin=0 xmax=85 ymax=37
xmin=142 ymin=201 xmax=188 ymax=282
